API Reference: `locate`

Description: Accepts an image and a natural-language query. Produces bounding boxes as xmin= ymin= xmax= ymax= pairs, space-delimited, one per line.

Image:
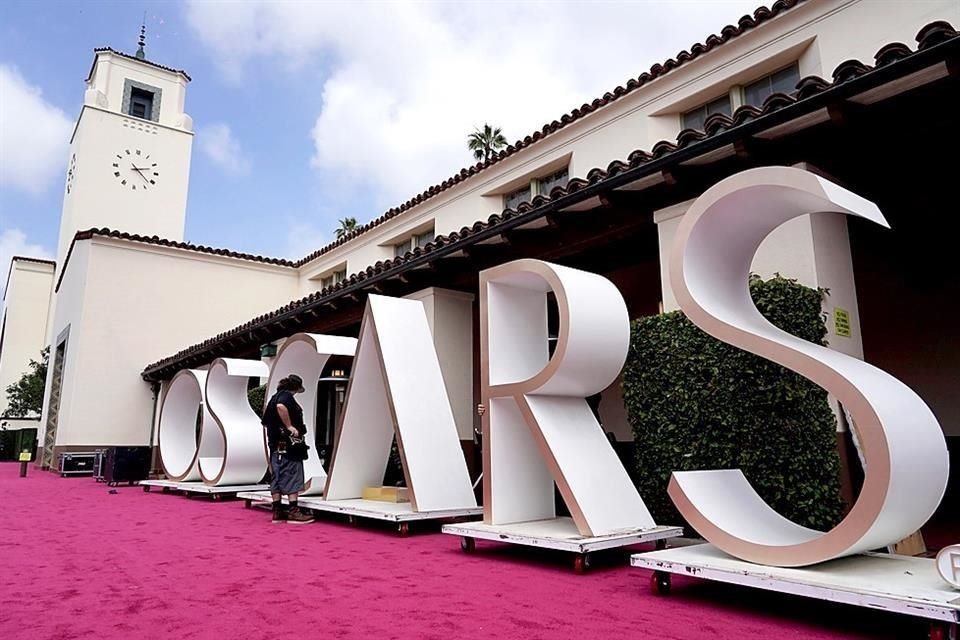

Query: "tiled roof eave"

xmin=291 ymin=0 xmax=809 ymax=268
xmin=11 ymin=256 xmax=56 ymax=267
xmin=141 ymin=21 xmax=959 ymax=381
xmin=55 ymin=228 xmax=294 ymax=293
xmin=90 ymin=47 xmax=192 ymax=81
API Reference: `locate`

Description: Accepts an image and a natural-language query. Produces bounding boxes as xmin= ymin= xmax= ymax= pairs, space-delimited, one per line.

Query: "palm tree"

xmin=335 ymin=217 xmax=358 ymax=239
xmin=467 ymin=124 xmax=508 ymax=163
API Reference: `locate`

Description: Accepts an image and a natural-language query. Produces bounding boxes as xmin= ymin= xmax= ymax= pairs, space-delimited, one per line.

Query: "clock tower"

xmin=56 ymin=32 xmax=193 ymax=268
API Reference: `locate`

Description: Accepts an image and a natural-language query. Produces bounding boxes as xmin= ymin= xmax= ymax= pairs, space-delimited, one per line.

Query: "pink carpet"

xmin=0 ymin=464 xmax=923 ymax=639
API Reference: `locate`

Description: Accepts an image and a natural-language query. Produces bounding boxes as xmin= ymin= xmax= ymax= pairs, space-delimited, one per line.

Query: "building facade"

xmin=0 ymin=0 xmax=954 ymax=518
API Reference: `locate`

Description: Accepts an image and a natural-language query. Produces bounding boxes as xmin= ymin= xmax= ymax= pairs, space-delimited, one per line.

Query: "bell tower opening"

xmin=54 ymin=25 xmax=195 ymax=271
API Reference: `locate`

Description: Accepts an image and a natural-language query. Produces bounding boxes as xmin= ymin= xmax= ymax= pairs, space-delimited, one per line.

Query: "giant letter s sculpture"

xmin=668 ymin=166 xmax=949 ymax=567
xmin=202 ymin=358 xmax=270 ymax=486
xmin=265 ymin=333 xmax=357 ymax=496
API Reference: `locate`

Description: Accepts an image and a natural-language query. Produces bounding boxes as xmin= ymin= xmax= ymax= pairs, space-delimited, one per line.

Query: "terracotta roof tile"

xmin=10 ymin=256 xmax=56 ymax=267
xmin=55 ymin=228 xmax=294 ymax=293
xmin=142 ymin=20 xmax=958 ymax=379
xmin=292 ymin=0 xmax=807 ymax=268
xmin=91 ymin=47 xmax=192 ymax=81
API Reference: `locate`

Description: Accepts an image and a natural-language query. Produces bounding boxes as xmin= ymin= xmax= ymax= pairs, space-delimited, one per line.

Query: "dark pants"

xmin=270 ymin=450 xmax=305 ymax=495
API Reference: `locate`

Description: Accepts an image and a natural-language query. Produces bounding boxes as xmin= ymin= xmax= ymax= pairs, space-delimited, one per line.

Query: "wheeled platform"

xmin=298 ymin=498 xmax=482 ymax=536
xmin=443 ymin=518 xmax=683 ymax=574
xmin=631 ymin=543 xmax=959 ymax=638
xmin=140 ymin=479 xmax=268 ymax=500
xmin=236 ymin=490 xmax=325 ymax=508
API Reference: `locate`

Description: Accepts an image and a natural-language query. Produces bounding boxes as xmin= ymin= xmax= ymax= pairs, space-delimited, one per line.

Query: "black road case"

xmin=59 ymin=452 xmax=97 ymax=476
xmin=101 ymin=446 xmax=151 ymax=486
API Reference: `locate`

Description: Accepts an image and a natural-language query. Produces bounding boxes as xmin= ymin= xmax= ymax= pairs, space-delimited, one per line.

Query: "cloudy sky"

xmin=0 ymin=0 xmax=762 ymax=280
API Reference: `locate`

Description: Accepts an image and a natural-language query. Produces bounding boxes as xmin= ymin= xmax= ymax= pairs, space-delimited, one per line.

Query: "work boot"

xmin=271 ymin=502 xmax=288 ymax=524
xmin=286 ymin=505 xmax=315 ymax=525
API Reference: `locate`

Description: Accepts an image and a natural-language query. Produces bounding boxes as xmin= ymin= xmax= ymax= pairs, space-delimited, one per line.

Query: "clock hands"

xmin=130 ymin=164 xmax=150 ymax=184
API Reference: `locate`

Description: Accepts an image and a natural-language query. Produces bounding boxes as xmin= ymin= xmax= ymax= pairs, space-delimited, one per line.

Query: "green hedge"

xmin=624 ymin=274 xmax=843 ymax=532
xmin=248 ymin=384 xmax=266 ymax=415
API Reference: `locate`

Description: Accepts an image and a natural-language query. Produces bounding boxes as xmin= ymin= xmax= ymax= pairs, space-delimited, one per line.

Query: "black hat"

xmin=287 ymin=374 xmax=305 ymax=393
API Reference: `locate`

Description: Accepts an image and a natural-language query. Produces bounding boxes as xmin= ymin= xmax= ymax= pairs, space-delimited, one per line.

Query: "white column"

xmin=404 ymin=288 xmax=476 ymax=441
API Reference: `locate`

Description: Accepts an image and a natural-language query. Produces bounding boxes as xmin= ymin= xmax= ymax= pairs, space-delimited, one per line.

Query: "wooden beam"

xmin=733 ymin=137 xmax=775 ymax=162
xmin=827 ymin=101 xmax=868 ymax=127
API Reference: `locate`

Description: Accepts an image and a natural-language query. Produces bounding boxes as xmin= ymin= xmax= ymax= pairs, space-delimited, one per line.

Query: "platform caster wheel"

xmin=244 ymin=499 xmax=252 ymax=509
xmin=574 ymin=553 xmax=591 ymax=575
xmin=142 ymin=485 xmax=150 ymax=493
xmin=162 ymin=487 xmax=171 ymax=493
xmin=212 ymin=494 xmax=222 ymax=501
xmin=460 ymin=537 xmax=476 ymax=553
xmin=655 ymin=539 xmax=668 ymax=551
xmin=398 ymin=522 xmax=410 ymax=537
xmin=650 ymin=571 xmax=671 ymax=595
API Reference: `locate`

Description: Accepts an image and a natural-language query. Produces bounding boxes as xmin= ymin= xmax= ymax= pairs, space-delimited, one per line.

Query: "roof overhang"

xmin=142 ymin=23 xmax=960 ymax=382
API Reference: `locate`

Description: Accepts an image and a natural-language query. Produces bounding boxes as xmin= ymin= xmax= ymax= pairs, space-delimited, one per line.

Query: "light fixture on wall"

xmin=259 ymin=344 xmax=278 ymax=358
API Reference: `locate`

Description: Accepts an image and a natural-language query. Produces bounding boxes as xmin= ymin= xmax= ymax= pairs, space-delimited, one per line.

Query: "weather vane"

xmin=135 ymin=13 xmax=146 ymax=60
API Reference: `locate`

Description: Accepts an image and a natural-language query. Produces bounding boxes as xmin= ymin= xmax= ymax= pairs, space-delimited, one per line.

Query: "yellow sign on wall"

xmin=18 ymin=451 xmax=31 ymax=462
xmin=834 ymin=308 xmax=851 ymax=337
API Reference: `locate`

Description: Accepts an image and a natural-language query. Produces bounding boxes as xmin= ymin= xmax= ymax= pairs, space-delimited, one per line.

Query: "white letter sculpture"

xmin=668 ymin=166 xmax=949 ymax=567
xmin=158 ymin=369 xmax=210 ymax=482
xmin=323 ymin=295 xmax=477 ymax=512
xmin=937 ymin=544 xmax=960 ymax=589
xmin=201 ymin=358 xmax=270 ymax=486
xmin=481 ymin=259 xmax=656 ymax=536
xmin=265 ymin=333 xmax=357 ymax=495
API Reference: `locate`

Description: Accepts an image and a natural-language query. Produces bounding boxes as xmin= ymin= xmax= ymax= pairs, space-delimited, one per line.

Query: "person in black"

xmin=262 ymin=374 xmax=314 ymax=524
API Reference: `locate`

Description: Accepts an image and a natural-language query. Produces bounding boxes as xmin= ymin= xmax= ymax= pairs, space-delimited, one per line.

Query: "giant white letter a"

xmin=323 ymin=295 xmax=477 ymax=512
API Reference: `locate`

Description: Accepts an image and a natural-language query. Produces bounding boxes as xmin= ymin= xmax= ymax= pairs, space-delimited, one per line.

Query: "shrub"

xmin=3 ymin=348 xmax=48 ymax=418
xmin=623 ymin=274 xmax=843 ymax=532
xmin=248 ymin=384 xmax=266 ymax=415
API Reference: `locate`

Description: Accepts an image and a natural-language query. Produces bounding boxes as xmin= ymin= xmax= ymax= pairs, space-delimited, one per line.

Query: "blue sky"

xmin=0 ymin=0 xmax=761 ymax=274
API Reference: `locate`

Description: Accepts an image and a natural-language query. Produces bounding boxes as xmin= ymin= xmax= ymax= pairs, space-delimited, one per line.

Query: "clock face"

xmin=65 ymin=153 xmax=77 ymax=194
xmin=111 ymin=148 xmax=159 ymax=191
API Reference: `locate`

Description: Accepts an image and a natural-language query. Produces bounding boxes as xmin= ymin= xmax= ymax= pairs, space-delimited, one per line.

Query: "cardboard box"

xmin=362 ymin=486 xmax=410 ymax=503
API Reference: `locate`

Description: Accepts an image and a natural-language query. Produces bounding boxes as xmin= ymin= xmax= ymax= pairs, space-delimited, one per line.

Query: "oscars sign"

xmin=668 ymin=166 xmax=950 ymax=567
xmin=158 ymin=336 xmax=357 ymax=489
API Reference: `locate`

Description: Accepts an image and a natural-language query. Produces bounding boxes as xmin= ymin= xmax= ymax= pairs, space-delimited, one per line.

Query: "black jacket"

xmin=261 ymin=390 xmax=306 ymax=451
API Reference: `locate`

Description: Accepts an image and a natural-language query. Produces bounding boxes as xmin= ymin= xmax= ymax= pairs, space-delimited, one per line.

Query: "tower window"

xmin=121 ymin=79 xmax=162 ymax=123
xmin=129 ymin=87 xmax=154 ymax=120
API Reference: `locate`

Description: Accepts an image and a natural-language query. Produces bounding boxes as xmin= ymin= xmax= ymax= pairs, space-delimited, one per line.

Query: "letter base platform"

xmin=631 ymin=543 xmax=959 ymax=638
xmin=443 ymin=518 xmax=682 ymax=574
xmin=140 ymin=479 xmax=268 ymax=500
xmin=240 ymin=494 xmax=482 ymax=536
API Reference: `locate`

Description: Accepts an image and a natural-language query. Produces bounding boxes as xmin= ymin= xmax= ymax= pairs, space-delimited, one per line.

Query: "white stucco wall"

xmin=0 ymin=260 xmax=55 ymax=416
xmin=296 ymin=0 xmax=959 ymax=294
xmin=41 ymin=238 xmax=299 ymax=448
xmin=86 ymin=52 xmax=190 ymax=129
xmin=57 ymin=107 xmax=193 ymax=267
